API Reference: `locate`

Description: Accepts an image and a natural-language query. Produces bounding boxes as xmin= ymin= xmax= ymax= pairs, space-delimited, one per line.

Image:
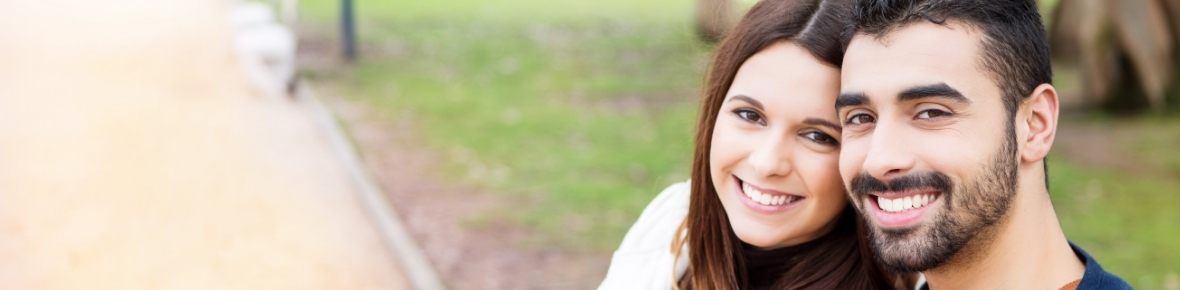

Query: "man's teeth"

xmin=877 ymin=194 xmax=936 ymax=212
xmin=743 ymin=183 xmax=792 ymax=206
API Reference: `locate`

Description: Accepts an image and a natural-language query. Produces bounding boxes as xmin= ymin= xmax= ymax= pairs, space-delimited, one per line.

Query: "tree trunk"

xmin=1051 ymin=0 xmax=1176 ymax=112
xmin=695 ymin=0 xmax=734 ymax=43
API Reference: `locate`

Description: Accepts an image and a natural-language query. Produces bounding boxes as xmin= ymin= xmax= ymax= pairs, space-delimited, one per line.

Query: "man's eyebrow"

xmin=726 ymin=95 xmax=764 ymax=110
xmin=898 ymin=82 xmax=971 ymax=104
xmin=803 ymin=117 xmax=842 ymax=132
xmin=835 ymin=92 xmax=868 ymax=111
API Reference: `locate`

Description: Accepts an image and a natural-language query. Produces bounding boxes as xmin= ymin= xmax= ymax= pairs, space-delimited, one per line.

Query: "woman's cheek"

xmin=801 ymin=149 xmax=847 ymax=204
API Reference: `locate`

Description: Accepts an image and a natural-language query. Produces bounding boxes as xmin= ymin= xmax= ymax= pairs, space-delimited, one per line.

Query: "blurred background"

xmin=1 ymin=0 xmax=1177 ymax=289
xmin=297 ymin=0 xmax=1179 ymax=288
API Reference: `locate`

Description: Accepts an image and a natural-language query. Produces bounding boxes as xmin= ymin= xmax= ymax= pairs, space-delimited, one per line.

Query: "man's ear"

xmin=1019 ymin=84 xmax=1059 ymax=163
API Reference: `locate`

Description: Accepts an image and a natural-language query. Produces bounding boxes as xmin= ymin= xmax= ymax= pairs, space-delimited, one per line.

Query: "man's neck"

xmin=923 ymin=181 xmax=1085 ymax=290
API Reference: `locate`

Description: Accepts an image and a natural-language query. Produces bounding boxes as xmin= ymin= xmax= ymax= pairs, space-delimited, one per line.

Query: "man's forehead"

xmin=847 ymin=20 xmax=983 ymax=60
xmin=841 ymin=21 xmax=988 ymax=99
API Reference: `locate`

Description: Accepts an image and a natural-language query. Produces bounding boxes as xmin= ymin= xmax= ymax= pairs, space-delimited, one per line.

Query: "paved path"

xmin=0 ymin=1 xmax=411 ymax=289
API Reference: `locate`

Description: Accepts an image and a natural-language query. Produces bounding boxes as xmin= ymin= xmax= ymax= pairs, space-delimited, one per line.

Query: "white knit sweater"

xmin=598 ymin=182 xmax=692 ymax=290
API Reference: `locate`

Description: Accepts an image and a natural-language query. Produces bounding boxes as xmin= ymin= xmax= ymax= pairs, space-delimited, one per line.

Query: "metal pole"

xmin=341 ymin=0 xmax=356 ymax=61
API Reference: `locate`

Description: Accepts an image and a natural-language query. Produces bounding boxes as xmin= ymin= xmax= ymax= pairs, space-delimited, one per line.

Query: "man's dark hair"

xmin=846 ymin=0 xmax=1052 ymax=188
xmin=847 ymin=0 xmax=1051 ymax=118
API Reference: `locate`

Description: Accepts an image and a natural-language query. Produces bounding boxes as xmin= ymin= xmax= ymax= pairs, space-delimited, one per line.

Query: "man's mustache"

xmin=850 ymin=171 xmax=953 ymax=198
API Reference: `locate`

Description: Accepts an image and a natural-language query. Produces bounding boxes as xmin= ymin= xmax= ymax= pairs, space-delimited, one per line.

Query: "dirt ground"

xmin=316 ymin=87 xmax=611 ymax=289
xmin=296 ymin=22 xmax=613 ymax=288
xmin=1054 ymin=116 xmax=1180 ymax=177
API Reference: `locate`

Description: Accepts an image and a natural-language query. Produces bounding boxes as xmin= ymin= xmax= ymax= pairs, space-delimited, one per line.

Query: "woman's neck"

xmin=738 ymin=212 xmax=851 ymax=289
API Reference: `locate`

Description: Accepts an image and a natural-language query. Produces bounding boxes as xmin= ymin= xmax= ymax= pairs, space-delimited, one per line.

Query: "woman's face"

xmin=709 ymin=41 xmax=847 ymax=249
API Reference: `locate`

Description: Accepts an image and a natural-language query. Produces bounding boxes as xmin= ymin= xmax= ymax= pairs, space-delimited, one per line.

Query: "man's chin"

xmin=870 ymin=224 xmax=959 ymax=272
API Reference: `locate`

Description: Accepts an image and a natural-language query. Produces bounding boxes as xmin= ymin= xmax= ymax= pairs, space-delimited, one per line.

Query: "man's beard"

xmin=849 ymin=131 xmax=1018 ymax=272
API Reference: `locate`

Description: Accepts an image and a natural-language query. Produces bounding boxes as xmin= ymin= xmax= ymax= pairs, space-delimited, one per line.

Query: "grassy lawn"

xmin=299 ymin=0 xmax=1177 ymax=288
xmin=1050 ymin=116 xmax=1180 ymax=289
xmin=1051 ymin=157 xmax=1180 ymax=289
xmin=299 ymin=0 xmax=708 ymax=251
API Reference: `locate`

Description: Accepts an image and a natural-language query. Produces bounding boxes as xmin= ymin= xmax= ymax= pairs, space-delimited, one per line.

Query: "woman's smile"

xmin=733 ymin=175 xmax=805 ymax=214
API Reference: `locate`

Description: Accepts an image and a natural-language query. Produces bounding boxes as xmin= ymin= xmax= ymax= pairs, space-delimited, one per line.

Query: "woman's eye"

xmin=804 ymin=131 xmax=838 ymax=146
xmin=733 ymin=109 xmax=766 ymax=125
xmin=916 ymin=109 xmax=952 ymax=120
xmin=846 ymin=113 xmax=875 ymax=125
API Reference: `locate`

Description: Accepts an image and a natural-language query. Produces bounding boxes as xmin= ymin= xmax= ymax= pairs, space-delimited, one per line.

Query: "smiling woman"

xmin=710 ymin=41 xmax=846 ymax=250
xmin=598 ymin=0 xmax=914 ymax=289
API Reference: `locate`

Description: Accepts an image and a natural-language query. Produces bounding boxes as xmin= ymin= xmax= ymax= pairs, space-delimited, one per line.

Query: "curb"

xmin=298 ymin=82 xmax=447 ymax=290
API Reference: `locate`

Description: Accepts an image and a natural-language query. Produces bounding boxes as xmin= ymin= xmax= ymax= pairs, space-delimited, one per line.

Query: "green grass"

xmin=1052 ymin=159 xmax=1180 ymax=288
xmin=299 ymin=0 xmax=692 ymax=24
xmin=1051 ymin=157 xmax=1180 ymax=289
xmin=300 ymin=0 xmax=708 ymax=250
xmin=1049 ymin=116 xmax=1180 ymax=289
xmin=300 ymin=1 xmax=1178 ymax=287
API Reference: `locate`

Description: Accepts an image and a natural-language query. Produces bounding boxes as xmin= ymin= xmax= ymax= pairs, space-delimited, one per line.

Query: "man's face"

xmin=837 ymin=22 xmax=1019 ymax=272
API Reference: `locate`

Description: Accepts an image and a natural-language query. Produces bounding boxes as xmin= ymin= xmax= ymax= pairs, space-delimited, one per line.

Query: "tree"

xmin=1051 ymin=0 xmax=1179 ymax=112
xmin=695 ymin=0 xmax=735 ymax=43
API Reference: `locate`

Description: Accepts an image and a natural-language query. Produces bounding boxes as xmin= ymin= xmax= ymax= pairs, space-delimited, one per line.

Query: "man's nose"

xmin=862 ymin=122 xmax=916 ymax=181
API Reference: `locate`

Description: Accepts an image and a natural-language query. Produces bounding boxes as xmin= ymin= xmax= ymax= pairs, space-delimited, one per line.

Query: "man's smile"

xmin=864 ymin=189 xmax=943 ymax=228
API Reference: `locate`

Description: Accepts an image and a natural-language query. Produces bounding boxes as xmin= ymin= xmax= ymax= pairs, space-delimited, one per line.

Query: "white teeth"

xmin=743 ymin=182 xmax=793 ymax=207
xmin=878 ymin=194 xmax=937 ymax=212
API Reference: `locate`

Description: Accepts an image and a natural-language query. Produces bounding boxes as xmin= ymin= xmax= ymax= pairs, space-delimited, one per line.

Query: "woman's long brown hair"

xmin=679 ymin=0 xmax=914 ymax=289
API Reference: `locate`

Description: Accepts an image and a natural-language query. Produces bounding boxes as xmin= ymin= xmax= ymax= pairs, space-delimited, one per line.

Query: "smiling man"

xmin=836 ymin=0 xmax=1131 ymax=289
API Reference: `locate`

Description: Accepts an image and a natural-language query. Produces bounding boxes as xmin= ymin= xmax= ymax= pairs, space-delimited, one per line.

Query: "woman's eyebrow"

xmin=726 ymin=94 xmax=764 ymax=110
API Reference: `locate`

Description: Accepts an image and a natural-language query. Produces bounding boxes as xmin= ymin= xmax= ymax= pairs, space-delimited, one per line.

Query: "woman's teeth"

xmin=877 ymin=194 xmax=936 ymax=212
xmin=743 ymin=183 xmax=793 ymax=206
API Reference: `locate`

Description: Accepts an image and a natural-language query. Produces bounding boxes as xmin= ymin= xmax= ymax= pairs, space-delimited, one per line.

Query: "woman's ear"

xmin=1019 ymin=83 xmax=1059 ymax=163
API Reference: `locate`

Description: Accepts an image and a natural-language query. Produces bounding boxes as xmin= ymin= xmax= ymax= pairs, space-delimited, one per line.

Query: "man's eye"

xmin=846 ymin=113 xmax=875 ymax=125
xmin=733 ymin=109 xmax=766 ymax=125
xmin=916 ymin=109 xmax=952 ymax=119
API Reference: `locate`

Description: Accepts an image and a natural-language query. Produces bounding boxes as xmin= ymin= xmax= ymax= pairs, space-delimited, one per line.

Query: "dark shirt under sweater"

xmin=739 ymin=223 xmax=845 ymax=290
xmin=742 ymin=241 xmax=803 ymax=290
